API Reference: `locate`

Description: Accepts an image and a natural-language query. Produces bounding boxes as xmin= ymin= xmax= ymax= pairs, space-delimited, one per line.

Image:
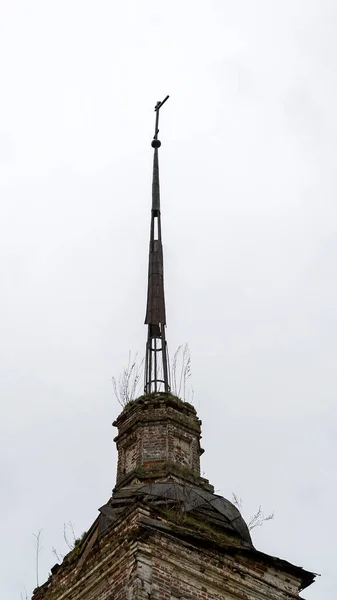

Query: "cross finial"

xmin=152 ymin=95 xmax=169 ymax=144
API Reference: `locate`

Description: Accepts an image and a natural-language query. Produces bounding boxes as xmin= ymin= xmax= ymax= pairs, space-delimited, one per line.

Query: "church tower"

xmin=32 ymin=99 xmax=315 ymax=600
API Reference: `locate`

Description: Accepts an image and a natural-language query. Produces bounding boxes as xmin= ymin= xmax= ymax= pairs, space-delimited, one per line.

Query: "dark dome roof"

xmin=99 ymin=482 xmax=252 ymax=547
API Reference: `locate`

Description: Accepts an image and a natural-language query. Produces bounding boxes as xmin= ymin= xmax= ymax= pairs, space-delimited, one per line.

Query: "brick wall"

xmin=32 ymin=506 xmax=305 ymax=600
xmin=113 ymin=395 xmax=207 ymax=489
xmin=136 ymin=531 xmax=305 ymax=600
xmin=32 ymin=507 xmax=145 ymax=600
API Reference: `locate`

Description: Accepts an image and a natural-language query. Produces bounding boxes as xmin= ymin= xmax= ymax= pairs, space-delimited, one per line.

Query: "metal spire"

xmin=144 ymin=96 xmax=170 ymax=394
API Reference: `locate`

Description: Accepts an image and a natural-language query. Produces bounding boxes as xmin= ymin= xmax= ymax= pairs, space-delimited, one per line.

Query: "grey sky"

xmin=0 ymin=1 xmax=336 ymax=598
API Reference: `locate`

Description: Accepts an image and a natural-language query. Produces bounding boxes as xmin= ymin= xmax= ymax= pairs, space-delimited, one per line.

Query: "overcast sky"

xmin=0 ymin=1 xmax=336 ymax=598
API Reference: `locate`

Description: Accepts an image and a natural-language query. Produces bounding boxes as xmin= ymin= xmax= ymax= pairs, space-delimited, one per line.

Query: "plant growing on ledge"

xmin=112 ymin=344 xmax=194 ymax=408
xmin=52 ymin=522 xmax=87 ymax=564
xmin=232 ymin=493 xmax=274 ymax=531
xmin=171 ymin=343 xmax=193 ymax=402
xmin=112 ymin=352 xmax=144 ymax=407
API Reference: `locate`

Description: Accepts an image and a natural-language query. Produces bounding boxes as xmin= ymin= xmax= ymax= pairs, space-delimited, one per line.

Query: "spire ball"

xmin=151 ymin=139 xmax=161 ymax=148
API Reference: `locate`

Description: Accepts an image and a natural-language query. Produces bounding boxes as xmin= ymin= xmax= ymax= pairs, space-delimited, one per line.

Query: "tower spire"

xmin=144 ymin=96 xmax=170 ymax=394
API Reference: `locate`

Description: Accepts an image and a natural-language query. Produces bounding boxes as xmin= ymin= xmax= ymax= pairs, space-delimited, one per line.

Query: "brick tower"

xmin=32 ymin=100 xmax=316 ymax=600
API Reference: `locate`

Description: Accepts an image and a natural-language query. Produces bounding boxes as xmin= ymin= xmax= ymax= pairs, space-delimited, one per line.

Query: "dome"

xmin=99 ymin=481 xmax=252 ymax=547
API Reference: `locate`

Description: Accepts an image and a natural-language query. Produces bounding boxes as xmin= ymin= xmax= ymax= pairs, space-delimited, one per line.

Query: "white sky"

xmin=0 ymin=1 xmax=336 ymax=598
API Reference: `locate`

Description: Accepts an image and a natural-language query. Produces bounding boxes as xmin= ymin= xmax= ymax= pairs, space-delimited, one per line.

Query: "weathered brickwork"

xmin=32 ymin=504 xmax=311 ymax=600
xmin=32 ymin=507 xmax=145 ymax=600
xmin=136 ymin=533 xmax=306 ymax=600
xmin=113 ymin=395 xmax=212 ymax=491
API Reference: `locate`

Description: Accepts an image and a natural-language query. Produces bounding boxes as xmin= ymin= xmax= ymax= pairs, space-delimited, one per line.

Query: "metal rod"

xmin=162 ymin=329 xmax=170 ymax=392
xmin=154 ymin=336 xmax=157 ymax=392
